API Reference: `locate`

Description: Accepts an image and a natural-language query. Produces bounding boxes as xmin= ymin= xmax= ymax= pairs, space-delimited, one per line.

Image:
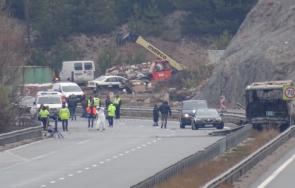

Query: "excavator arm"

xmin=122 ymin=33 xmax=186 ymax=71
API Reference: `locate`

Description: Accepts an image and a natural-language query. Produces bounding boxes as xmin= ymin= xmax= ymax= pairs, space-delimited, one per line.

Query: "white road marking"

xmin=142 ymin=145 xmax=146 ymax=147
xmin=41 ymin=185 xmax=46 ymax=187
xmin=257 ymin=153 xmax=295 ymax=188
xmin=156 ymin=127 xmax=160 ymax=129
xmin=147 ymin=142 xmax=151 ymax=144
xmin=139 ymin=125 xmax=144 ymax=128
xmin=8 ymin=139 xmax=48 ymax=152
xmin=106 ymin=159 xmax=111 ymax=161
xmin=99 ymin=162 xmax=104 ymax=164
xmin=158 ymin=138 xmax=162 ymax=140
xmin=113 ymin=156 xmax=117 ymax=158
xmin=68 ymin=174 xmax=73 ymax=177
xmin=5 ymin=151 xmax=30 ymax=162
xmin=119 ymin=154 xmax=124 ymax=156
xmin=77 ymin=139 xmax=93 ymax=145
xmin=77 ymin=171 xmax=82 ymax=173
xmin=50 ymin=181 xmax=55 ymax=184
xmin=85 ymin=167 xmax=90 ymax=170
xmin=93 ymin=165 xmax=97 ymax=167
xmin=137 ymin=147 xmax=141 ymax=149
xmin=125 ymin=151 xmax=129 ymax=153
xmin=32 ymin=155 xmax=45 ymax=160
xmin=153 ymin=140 xmax=157 ymax=142
xmin=131 ymin=149 xmax=135 ymax=151
xmin=59 ymin=178 xmax=65 ymax=180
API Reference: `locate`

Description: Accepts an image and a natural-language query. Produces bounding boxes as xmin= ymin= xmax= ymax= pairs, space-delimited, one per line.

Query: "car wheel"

xmin=180 ymin=122 xmax=185 ymax=129
xmin=216 ymin=123 xmax=224 ymax=129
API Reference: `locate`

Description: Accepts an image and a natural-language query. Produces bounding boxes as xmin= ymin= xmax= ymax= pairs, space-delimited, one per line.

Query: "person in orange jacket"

xmin=87 ymin=103 xmax=97 ymax=128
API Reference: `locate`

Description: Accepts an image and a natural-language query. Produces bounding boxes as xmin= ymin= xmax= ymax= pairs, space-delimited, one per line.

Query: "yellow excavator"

xmin=118 ymin=33 xmax=186 ymax=81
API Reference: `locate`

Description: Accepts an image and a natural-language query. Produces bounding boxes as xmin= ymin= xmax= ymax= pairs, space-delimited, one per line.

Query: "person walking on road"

xmin=153 ymin=104 xmax=159 ymax=126
xmin=39 ymin=106 xmax=49 ymax=130
xmin=159 ymin=101 xmax=171 ymax=129
xmin=96 ymin=107 xmax=106 ymax=131
xmin=107 ymin=102 xmax=116 ymax=127
xmin=59 ymin=102 xmax=70 ymax=131
xmin=105 ymin=96 xmax=112 ymax=119
xmin=93 ymin=94 xmax=101 ymax=107
xmin=114 ymin=95 xmax=121 ymax=119
xmin=68 ymin=94 xmax=78 ymax=120
xmin=87 ymin=103 xmax=97 ymax=128
xmin=81 ymin=98 xmax=88 ymax=119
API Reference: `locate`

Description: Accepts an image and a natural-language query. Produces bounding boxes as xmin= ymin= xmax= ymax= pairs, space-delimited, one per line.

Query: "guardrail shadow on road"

xmin=130 ymin=124 xmax=252 ymax=188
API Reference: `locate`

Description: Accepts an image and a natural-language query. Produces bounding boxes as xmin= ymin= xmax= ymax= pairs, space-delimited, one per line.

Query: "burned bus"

xmin=245 ymin=80 xmax=294 ymax=131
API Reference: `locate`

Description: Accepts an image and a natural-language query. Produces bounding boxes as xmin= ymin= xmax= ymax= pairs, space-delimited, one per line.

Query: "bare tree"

xmin=0 ymin=0 xmax=27 ymax=133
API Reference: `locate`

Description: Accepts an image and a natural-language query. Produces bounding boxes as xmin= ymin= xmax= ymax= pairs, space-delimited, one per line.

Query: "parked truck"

xmin=245 ymin=80 xmax=295 ymax=132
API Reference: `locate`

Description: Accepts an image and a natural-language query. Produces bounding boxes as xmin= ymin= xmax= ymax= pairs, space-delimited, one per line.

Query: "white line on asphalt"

xmin=0 ymin=161 xmax=27 ymax=171
xmin=137 ymin=147 xmax=141 ymax=149
xmin=59 ymin=178 xmax=65 ymax=180
xmin=147 ymin=142 xmax=151 ymax=144
xmin=119 ymin=154 xmax=124 ymax=156
xmin=32 ymin=155 xmax=45 ymax=160
xmin=68 ymin=174 xmax=73 ymax=177
xmin=8 ymin=139 xmax=48 ymax=152
xmin=85 ymin=167 xmax=90 ymax=170
xmin=131 ymin=149 xmax=135 ymax=151
xmin=153 ymin=140 xmax=157 ymax=142
xmin=257 ymin=153 xmax=295 ymax=188
xmin=77 ymin=139 xmax=94 ymax=145
xmin=50 ymin=181 xmax=55 ymax=184
xmin=113 ymin=156 xmax=117 ymax=158
xmin=158 ymin=138 xmax=162 ymax=140
xmin=93 ymin=165 xmax=97 ymax=167
xmin=77 ymin=171 xmax=82 ymax=173
xmin=5 ymin=151 xmax=30 ymax=162
xmin=100 ymin=162 xmax=104 ymax=164
xmin=142 ymin=145 xmax=146 ymax=147
xmin=40 ymin=185 xmax=46 ymax=187
xmin=125 ymin=151 xmax=129 ymax=153
xmin=106 ymin=159 xmax=111 ymax=161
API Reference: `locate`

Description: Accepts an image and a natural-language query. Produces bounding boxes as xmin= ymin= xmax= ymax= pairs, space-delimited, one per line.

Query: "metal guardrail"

xmin=0 ymin=126 xmax=43 ymax=146
xmin=202 ymin=125 xmax=295 ymax=188
xmin=130 ymin=124 xmax=252 ymax=188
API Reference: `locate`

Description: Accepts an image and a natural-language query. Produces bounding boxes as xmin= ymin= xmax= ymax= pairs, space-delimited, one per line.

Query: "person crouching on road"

xmin=107 ymin=102 xmax=116 ymax=127
xmin=87 ymin=103 xmax=97 ymax=128
xmin=153 ymin=104 xmax=159 ymax=126
xmin=96 ymin=107 xmax=106 ymax=131
xmin=39 ymin=106 xmax=49 ymax=130
xmin=59 ymin=102 xmax=70 ymax=131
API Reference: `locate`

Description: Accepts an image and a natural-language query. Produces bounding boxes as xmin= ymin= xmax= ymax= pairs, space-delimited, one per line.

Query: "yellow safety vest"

xmin=88 ymin=100 xmax=92 ymax=107
xmin=114 ymin=98 xmax=121 ymax=104
xmin=39 ymin=109 xmax=49 ymax=118
xmin=108 ymin=104 xmax=116 ymax=116
xmin=93 ymin=98 xmax=100 ymax=106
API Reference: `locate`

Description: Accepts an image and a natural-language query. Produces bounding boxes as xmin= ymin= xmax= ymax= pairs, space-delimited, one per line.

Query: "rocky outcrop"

xmin=199 ymin=0 xmax=295 ymax=106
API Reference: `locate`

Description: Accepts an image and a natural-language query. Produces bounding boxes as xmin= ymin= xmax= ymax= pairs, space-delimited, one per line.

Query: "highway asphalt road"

xmin=0 ymin=118 xmax=227 ymax=188
xmin=250 ymin=146 xmax=295 ymax=188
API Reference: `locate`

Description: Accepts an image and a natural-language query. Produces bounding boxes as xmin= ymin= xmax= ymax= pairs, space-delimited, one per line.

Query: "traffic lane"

xmin=0 ymin=119 xmax=223 ymax=188
xmin=0 ymin=120 xmax=177 ymax=188
xmin=40 ymin=127 xmax=224 ymax=187
xmin=250 ymin=146 xmax=295 ymax=188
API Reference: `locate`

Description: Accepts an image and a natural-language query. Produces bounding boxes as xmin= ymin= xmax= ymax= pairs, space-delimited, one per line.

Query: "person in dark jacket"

xmin=81 ymin=98 xmax=88 ymax=119
xmin=67 ymin=95 xmax=78 ymax=120
xmin=105 ymin=96 xmax=112 ymax=119
xmin=153 ymin=105 xmax=159 ymax=126
xmin=158 ymin=101 xmax=171 ymax=129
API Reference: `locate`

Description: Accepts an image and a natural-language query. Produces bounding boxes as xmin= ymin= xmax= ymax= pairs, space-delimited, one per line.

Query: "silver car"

xmin=191 ymin=109 xmax=224 ymax=130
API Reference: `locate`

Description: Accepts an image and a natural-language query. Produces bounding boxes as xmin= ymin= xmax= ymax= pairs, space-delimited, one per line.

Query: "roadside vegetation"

xmin=6 ymin=0 xmax=257 ymax=74
xmin=0 ymin=0 xmax=27 ymax=133
xmin=154 ymin=129 xmax=279 ymax=188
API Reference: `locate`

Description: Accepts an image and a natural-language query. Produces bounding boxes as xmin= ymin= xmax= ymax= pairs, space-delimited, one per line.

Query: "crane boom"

xmin=122 ymin=34 xmax=186 ymax=71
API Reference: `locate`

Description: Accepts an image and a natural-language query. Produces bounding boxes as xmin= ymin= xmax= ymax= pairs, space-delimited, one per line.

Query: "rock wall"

xmin=199 ymin=0 xmax=295 ymax=106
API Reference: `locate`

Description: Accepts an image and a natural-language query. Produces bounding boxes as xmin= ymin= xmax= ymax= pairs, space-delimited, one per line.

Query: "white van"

xmin=52 ymin=82 xmax=84 ymax=101
xmin=59 ymin=61 xmax=95 ymax=84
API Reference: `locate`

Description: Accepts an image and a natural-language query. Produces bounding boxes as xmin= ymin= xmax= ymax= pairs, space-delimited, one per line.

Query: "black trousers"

xmin=41 ymin=118 xmax=47 ymax=129
xmin=62 ymin=120 xmax=68 ymax=131
xmin=115 ymin=105 xmax=120 ymax=119
xmin=108 ymin=116 xmax=114 ymax=126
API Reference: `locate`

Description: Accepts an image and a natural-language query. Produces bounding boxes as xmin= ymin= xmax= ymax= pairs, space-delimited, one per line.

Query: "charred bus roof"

xmin=245 ymin=80 xmax=293 ymax=90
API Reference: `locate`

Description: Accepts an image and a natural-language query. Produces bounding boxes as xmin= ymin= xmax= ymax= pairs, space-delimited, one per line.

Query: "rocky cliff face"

xmin=199 ymin=0 xmax=295 ymax=106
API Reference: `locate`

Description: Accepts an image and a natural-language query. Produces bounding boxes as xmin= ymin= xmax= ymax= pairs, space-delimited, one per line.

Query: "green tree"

xmin=96 ymin=44 xmax=121 ymax=75
xmin=214 ymin=30 xmax=233 ymax=50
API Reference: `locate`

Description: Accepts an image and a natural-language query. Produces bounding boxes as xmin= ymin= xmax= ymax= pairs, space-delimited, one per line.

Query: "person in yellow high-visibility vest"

xmin=39 ymin=106 xmax=50 ymax=130
xmin=113 ymin=95 xmax=121 ymax=119
xmin=93 ymin=94 xmax=101 ymax=107
xmin=107 ymin=102 xmax=116 ymax=127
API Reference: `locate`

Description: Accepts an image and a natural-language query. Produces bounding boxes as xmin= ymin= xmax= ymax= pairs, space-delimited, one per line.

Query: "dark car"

xmin=191 ymin=109 xmax=224 ymax=130
xmin=180 ymin=100 xmax=208 ymax=128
